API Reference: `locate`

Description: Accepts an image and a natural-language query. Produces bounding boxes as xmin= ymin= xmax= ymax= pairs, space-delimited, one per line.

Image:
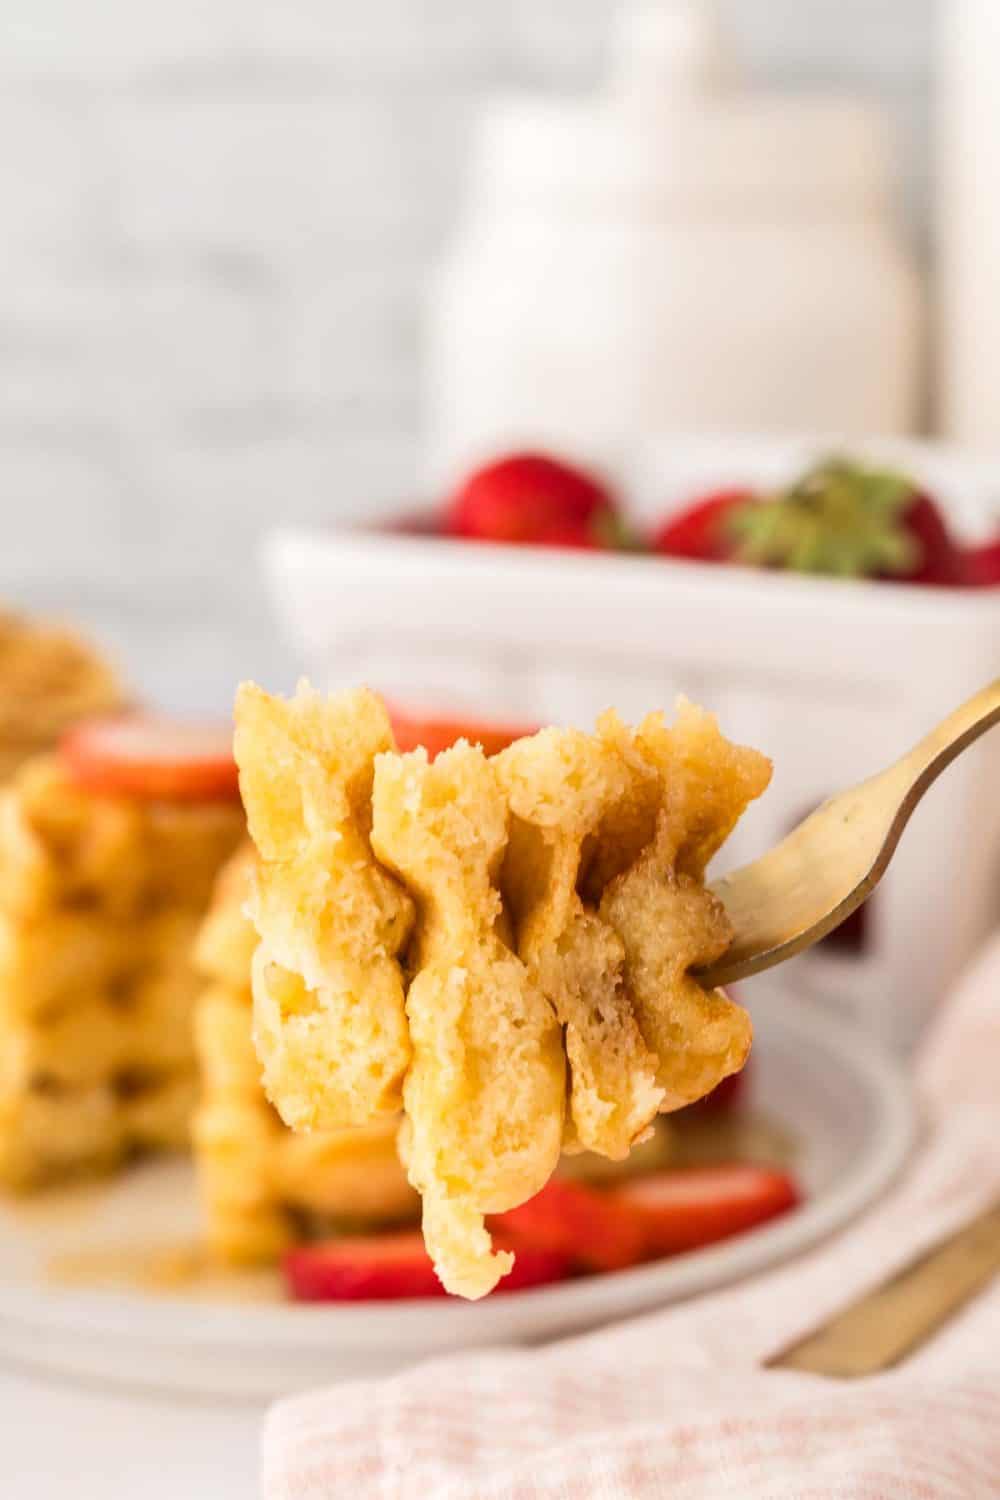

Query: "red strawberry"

xmin=283 ymin=1231 xmax=570 ymax=1301
xmin=888 ymin=493 xmax=965 ymax=586
xmin=612 ymin=1165 xmax=800 ymax=1258
xmin=655 ymin=462 xmax=966 ymax=586
xmin=489 ymin=1177 xmax=648 ymax=1273
xmin=494 ymin=1241 xmax=574 ymax=1293
xmin=448 ymin=453 xmax=621 ymax=549
xmin=389 ymin=711 xmax=536 ymax=760
xmin=284 ymin=1232 xmax=444 ymax=1301
xmin=652 ymin=489 xmax=755 ymax=562
xmin=964 ymin=534 xmax=1000 ymax=587
xmin=61 ymin=715 xmax=240 ymax=803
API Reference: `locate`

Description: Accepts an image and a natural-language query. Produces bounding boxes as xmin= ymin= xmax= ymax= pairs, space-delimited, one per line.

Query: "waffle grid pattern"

xmin=0 ymin=756 xmax=243 ymax=1188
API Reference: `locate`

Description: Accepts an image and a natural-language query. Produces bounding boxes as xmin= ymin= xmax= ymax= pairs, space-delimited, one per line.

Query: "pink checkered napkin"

xmin=262 ymin=939 xmax=1000 ymax=1500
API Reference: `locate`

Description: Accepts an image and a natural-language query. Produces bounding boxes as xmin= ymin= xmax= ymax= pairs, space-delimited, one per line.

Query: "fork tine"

xmin=696 ymin=681 xmax=1000 ymax=989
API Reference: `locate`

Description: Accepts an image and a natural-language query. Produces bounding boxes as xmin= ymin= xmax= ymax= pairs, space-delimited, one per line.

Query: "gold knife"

xmin=769 ymin=1201 xmax=1000 ymax=1378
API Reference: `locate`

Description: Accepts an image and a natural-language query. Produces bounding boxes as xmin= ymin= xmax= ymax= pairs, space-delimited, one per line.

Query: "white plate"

xmin=0 ymin=992 xmax=915 ymax=1399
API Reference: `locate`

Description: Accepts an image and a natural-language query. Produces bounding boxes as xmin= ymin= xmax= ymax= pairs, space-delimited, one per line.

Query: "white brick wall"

xmin=0 ymin=0 xmax=934 ymax=711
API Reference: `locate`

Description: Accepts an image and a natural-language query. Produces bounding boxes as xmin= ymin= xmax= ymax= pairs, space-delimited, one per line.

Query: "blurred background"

xmin=0 ymin=0 xmax=943 ymax=710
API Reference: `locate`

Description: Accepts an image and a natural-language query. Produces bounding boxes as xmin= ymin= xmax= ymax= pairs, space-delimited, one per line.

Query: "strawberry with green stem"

xmin=655 ymin=459 xmax=965 ymax=585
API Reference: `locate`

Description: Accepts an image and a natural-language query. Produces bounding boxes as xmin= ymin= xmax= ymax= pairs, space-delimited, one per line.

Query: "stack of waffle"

xmin=193 ymin=847 xmax=417 ymax=1264
xmin=0 ymin=756 xmax=244 ymax=1188
xmin=0 ymin=612 xmax=120 ymax=782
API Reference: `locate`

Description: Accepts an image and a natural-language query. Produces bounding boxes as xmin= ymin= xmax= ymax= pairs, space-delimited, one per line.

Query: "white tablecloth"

xmin=3 ymin=1364 xmax=262 ymax=1500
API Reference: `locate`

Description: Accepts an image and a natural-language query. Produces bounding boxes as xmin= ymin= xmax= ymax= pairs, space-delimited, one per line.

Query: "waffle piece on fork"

xmin=234 ymin=683 xmax=413 ymax=1132
xmin=371 ymin=741 xmax=565 ymax=1299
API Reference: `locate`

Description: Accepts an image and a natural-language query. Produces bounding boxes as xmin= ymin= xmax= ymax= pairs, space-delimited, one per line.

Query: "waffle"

xmin=0 ymin=611 xmax=121 ymax=781
xmin=496 ymin=723 xmax=664 ymax=1159
xmin=235 ymin=684 xmax=413 ymax=1133
xmin=192 ymin=846 xmax=417 ymax=1265
xmin=596 ymin=703 xmax=770 ymax=1111
xmin=0 ymin=756 xmax=243 ymax=1189
xmin=372 ymin=742 xmax=566 ymax=1299
xmin=235 ymin=683 xmax=771 ymax=1297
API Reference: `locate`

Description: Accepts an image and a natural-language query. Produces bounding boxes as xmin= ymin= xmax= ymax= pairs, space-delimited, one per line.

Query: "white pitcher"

xmin=425 ymin=0 xmax=923 ymax=487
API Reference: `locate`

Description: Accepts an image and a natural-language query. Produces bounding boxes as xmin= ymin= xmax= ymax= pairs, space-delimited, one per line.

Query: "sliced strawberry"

xmin=61 ymin=715 xmax=240 ymax=803
xmin=652 ymin=490 xmax=756 ymax=562
xmin=963 ymin=534 xmax=1000 ymax=587
xmin=284 ymin=1232 xmax=446 ymax=1301
xmin=492 ymin=1240 xmax=574 ymax=1292
xmin=489 ymin=1177 xmax=648 ymax=1273
xmin=612 ymin=1165 xmax=800 ymax=1258
xmin=448 ymin=453 xmax=621 ymax=549
xmin=283 ymin=1231 xmax=570 ymax=1301
xmin=389 ymin=711 xmax=535 ymax=760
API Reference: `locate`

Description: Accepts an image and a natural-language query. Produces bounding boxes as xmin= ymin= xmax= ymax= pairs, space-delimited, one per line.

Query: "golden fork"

xmin=692 ymin=681 xmax=1000 ymax=1380
xmin=697 ymin=680 xmax=1000 ymax=1376
xmin=697 ymin=679 xmax=1000 ymax=990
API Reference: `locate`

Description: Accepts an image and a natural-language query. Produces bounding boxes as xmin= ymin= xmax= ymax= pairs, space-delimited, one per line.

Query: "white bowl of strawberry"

xmin=388 ymin=447 xmax=999 ymax=582
xmin=264 ymin=438 xmax=1000 ymax=1052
